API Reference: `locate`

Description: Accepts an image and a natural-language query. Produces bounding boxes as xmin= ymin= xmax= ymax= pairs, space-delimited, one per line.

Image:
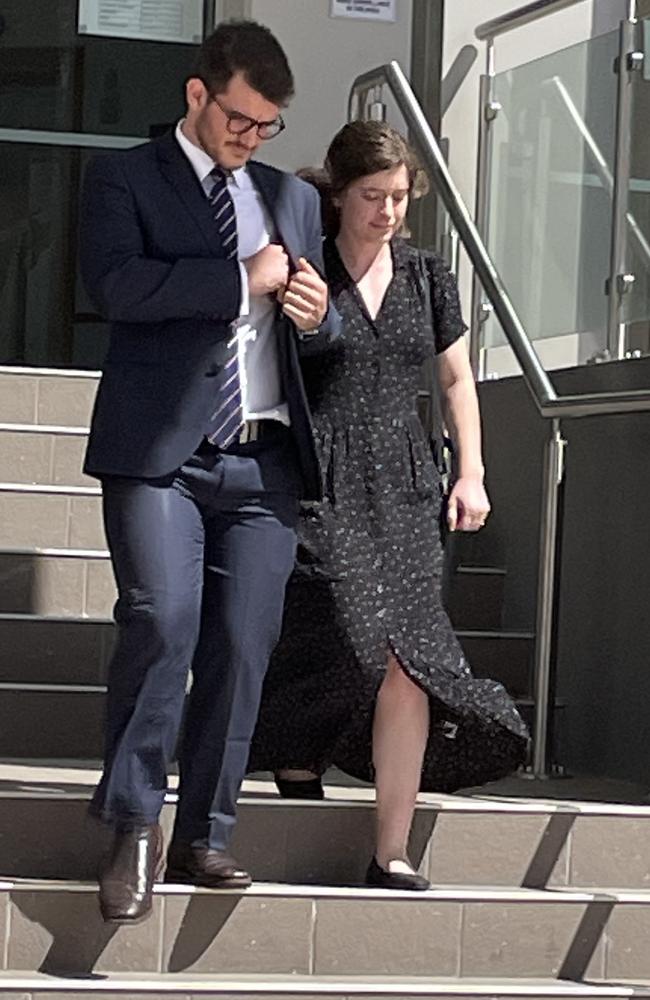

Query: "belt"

xmin=237 ymin=418 xmax=282 ymax=444
xmin=199 ymin=420 xmax=284 ymax=454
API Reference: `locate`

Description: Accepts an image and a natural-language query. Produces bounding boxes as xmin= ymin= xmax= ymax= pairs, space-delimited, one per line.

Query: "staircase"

xmin=1 ymin=364 xmax=650 ymax=999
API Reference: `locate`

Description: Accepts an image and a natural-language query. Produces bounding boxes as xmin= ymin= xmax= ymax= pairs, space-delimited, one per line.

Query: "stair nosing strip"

xmin=0 ymin=364 xmax=100 ymax=378
xmin=0 ymin=878 xmax=635 ymax=904
xmin=0 ymin=421 xmax=89 ymax=435
xmin=1 ymin=780 xmax=649 ymax=817
xmin=0 ymin=611 xmax=112 ymax=623
xmin=0 ymin=482 xmax=100 ymax=496
xmin=456 ymin=629 xmax=535 ymax=640
xmin=0 ymin=545 xmax=109 ymax=558
xmin=0 ymin=615 xmax=534 ymax=639
xmin=0 ymin=972 xmax=642 ymax=996
xmin=456 ymin=566 xmax=507 ymax=576
xmin=0 ymin=682 xmax=106 ymax=693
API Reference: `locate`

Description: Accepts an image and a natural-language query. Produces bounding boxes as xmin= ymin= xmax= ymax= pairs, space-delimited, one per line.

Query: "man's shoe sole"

xmin=164 ymin=869 xmax=252 ymax=890
xmin=99 ymin=906 xmax=154 ymax=925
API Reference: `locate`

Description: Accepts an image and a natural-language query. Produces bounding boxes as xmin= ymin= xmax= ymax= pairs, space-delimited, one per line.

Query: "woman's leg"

xmin=373 ymin=653 xmax=430 ymax=871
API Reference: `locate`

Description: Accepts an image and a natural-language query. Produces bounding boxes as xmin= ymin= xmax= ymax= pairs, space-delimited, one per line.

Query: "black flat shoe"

xmin=365 ymin=856 xmax=430 ymax=891
xmin=274 ymin=775 xmax=324 ymax=800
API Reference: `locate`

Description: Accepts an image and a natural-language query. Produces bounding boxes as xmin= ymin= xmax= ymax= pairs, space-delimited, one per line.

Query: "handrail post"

xmin=531 ymin=419 xmax=566 ymax=777
xmin=470 ymin=40 xmax=498 ymax=379
xmin=607 ymin=15 xmax=642 ymax=360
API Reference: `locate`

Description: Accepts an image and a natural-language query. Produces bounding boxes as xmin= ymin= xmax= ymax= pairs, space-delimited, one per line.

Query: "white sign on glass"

xmin=78 ymin=0 xmax=203 ymax=44
xmin=330 ymin=0 xmax=396 ymax=22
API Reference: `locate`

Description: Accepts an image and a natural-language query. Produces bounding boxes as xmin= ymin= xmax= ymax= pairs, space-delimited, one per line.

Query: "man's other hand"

xmin=244 ymin=244 xmax=290 ymax=297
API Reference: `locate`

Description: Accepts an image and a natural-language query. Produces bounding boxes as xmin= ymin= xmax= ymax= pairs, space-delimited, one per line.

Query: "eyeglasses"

xmin=209 ymin=94 xmax=285 ymax=140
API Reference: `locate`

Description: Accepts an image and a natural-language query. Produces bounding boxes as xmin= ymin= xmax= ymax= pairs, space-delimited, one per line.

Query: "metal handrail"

xmin=476 ymin=0 xmax=589 ymax=42
xmin=347 ymin=62 xmax=650 ymax=419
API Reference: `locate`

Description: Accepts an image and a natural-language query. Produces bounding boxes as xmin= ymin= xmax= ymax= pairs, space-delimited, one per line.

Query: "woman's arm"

xmin=436 ymin=337 xmax=491 ymax=532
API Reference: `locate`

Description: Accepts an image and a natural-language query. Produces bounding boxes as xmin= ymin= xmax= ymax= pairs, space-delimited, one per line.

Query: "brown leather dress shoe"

xmin=98 ymin=823 xmax=163 ymax=924
xmin=164 ymin=842 xmax=252 ymax=889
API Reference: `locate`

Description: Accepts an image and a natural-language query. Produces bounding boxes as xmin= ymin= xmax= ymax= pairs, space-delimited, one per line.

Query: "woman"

xmin=249 ymin=121 xmax=528 ymax=890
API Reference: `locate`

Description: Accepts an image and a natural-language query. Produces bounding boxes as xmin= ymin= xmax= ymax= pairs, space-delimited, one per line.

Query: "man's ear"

xmin=185 ymin=77 xmax=207 ymax=113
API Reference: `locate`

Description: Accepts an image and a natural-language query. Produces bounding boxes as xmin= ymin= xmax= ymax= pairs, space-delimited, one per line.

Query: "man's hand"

xmin=280 ymin=257 xmax=328 ymax=331
xmin=244 ymin=244 xmax=290 ymax=297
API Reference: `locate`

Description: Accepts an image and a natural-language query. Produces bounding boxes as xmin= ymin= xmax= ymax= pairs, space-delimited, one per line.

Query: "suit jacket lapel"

xmin=247 ymin=160 xmax=302 ymax=269
xmin=155 ymin=133 xmax=225 ymax=258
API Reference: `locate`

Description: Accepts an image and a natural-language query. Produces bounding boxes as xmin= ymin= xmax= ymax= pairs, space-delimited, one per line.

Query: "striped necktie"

xmin=206 ymin=165 xmax=244 ymax=448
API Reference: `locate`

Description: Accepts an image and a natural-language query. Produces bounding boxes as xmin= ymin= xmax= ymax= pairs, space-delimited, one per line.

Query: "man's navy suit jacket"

xmin=79 ymin=131 xmax=340 ymax=500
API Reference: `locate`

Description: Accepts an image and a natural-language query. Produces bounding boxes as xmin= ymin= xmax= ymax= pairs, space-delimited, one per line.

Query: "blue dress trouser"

xmin=90 ymin=428 xmax=300 ymax=850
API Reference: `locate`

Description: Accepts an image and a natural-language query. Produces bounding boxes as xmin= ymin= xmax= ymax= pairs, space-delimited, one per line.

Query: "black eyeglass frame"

xmin=209 ymin=94 xmax=285 ymax=140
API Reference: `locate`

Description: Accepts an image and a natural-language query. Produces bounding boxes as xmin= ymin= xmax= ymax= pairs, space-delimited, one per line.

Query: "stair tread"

xmin=456 ymin=564 xmax=507 ymax=576
xmin=4 ymin=876 xmax=650 ymax=904
xmin=0 ymin=610 xmax=536 ymax=640
xmin=2 ymin=762 xmax=650 ymax=816
xmin=0 ymin=970 xmax=647 ymax=995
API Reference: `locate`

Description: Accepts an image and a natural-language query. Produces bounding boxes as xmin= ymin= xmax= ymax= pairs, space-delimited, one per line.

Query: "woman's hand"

xmin=447 ymin=475 xmax=491 ymax=532
xmin=279 ymin=257 xmax=328 ymax=331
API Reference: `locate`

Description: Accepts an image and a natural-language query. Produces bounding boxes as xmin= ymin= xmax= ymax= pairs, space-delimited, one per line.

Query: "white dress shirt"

xmin=175 ymin=121 xmax=289 ymax=425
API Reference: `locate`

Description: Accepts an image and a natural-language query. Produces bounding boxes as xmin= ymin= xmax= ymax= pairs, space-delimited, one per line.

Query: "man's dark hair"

xmin=191 ymin=19 xmax=294 ymax=106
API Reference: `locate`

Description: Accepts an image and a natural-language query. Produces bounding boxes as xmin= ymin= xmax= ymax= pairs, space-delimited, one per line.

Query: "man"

xmin=80 ymin=19 xmax=338 ymax=925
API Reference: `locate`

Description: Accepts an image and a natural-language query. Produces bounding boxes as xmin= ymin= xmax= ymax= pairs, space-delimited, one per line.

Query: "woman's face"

xmin=336 ymin=164 xmax=410 ymax=246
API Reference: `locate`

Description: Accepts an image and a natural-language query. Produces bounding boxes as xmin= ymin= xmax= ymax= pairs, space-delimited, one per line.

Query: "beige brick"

xmin=35 ymin=555 xmax=87 ymax=617
xmin=52 ymin=435 xmax=93 ymax=487
xmin=0 ymin=373 xmax=38 ymax=423
xmin=85 ymin=559 xmax=116 ymax=617
xmin=0 ymin=552 xmax=85 ymax=616
xmin=68 ymin=496 xmax=105 ymax=549
xmin=33 ymin=995 xmax=181 ymax=1000
xmin=36 ymin=376 xmax=96 ymax=428
xmin=461 ymin=901 xmax=606 ymax=979
xmin=428 ymin=812 xmax=569 ymax=888
xmin=162 ymin=893 xmax=312 ymax=974
xmin=0 ymin=493 xmax=69 ymax=548
xmin=0 ymin=887 xmax=7 ymax=970
xmin=7 ymin=890 xmax=161 ymax=974
xmin=605 ymin=903 xmax=650 ymax=979
xmin=0 ymin=432 xmax=53 ymax=485
xmin=314 ymin=898 xmax=461 ymax=975
xmin=570 ymin=815 xmax=650 ymax=888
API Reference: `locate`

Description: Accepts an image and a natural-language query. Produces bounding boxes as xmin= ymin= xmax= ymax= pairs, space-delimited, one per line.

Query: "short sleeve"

xmin=424 ymin=253 xmax=468 ymax=355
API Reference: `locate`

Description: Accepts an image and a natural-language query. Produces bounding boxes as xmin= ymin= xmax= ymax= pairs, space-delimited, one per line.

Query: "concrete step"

xmin=2 ymin=878 xmax=645 ymax=980
xmin=0 ymin=366 xmax=98 ymax=428
xmin=0 ymin=553 xmax=114 ymax=618
xmin=0 ymin=685 xmax=106 ymax=758
xmin=0 ymin=486 xmax=103 ymax=549
xmin=1 ymin=972 xmax=648 ymax=999
xmin=0 ymin=615 xmax=112 ymax=685
xmin=0 ymin=426 xmax=93 ymax=488
xmin=0 ymin=610 xmax=533 ymax=697
xmin=2 ymin=770 xmax=650 ymax=890
xmin=446 ymin=566 xmax=505 ymax=631
xmin=0 ymin=681 xmax=545 ymax=763
xmin=456 ymin=631 xmax=534 ymax=698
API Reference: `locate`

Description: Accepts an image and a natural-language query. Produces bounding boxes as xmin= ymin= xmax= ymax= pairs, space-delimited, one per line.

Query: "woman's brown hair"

xmin=299 ymin=120 xmax=428 ymax=238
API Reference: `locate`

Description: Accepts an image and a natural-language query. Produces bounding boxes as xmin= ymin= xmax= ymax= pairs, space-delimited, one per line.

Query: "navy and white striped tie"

xmin=206 ymin=166 xmax=244 ymax=448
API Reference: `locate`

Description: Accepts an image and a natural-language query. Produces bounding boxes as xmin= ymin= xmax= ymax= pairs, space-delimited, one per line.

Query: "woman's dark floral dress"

xmin=249 ymin=238 xmax=528 ymax=790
